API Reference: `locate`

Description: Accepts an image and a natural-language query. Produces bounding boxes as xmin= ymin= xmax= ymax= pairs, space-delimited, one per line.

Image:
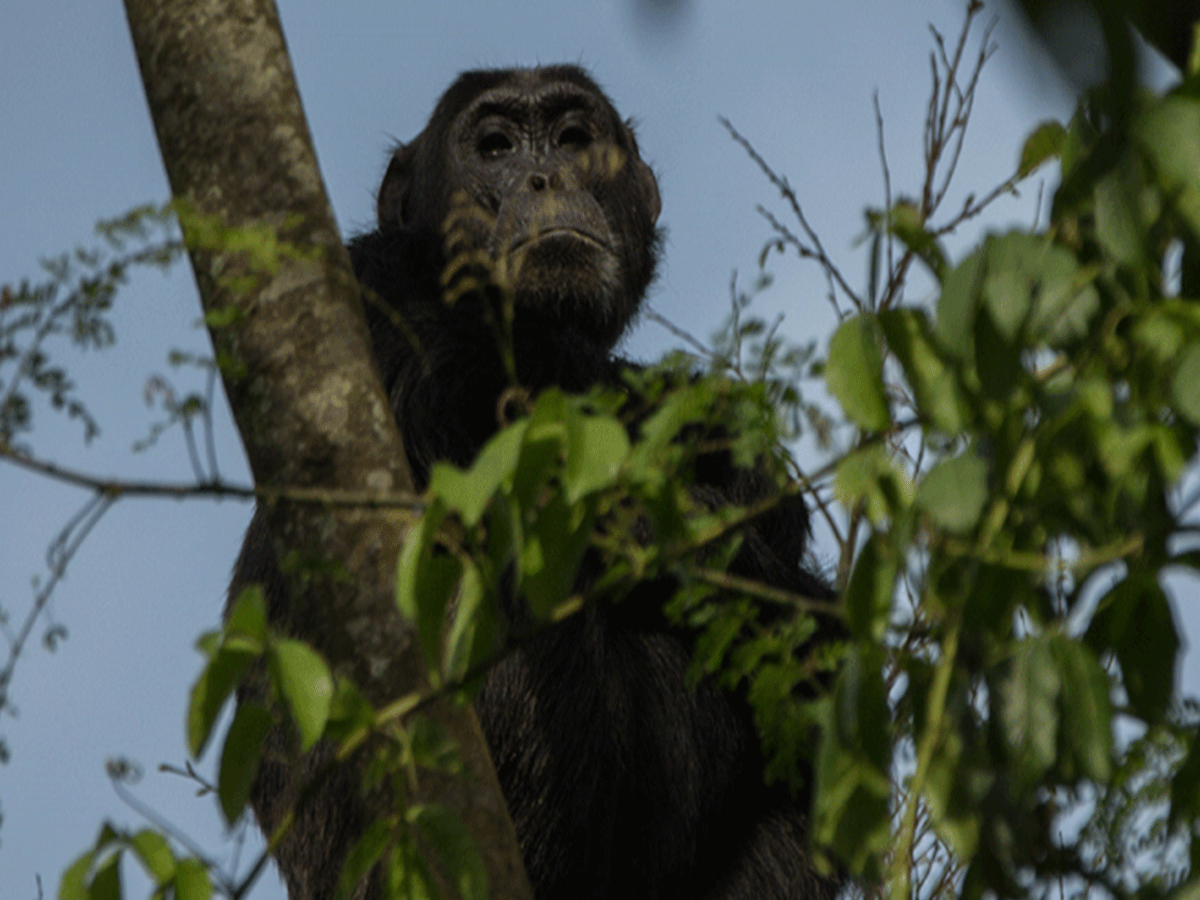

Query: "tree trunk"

xmin=121 ymin=1 xmax=532 ymax=896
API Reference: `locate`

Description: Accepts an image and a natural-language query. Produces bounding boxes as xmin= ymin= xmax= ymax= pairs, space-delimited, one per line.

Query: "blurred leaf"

xmin=834 ymin=445 xmax=913 ymax=525
xmin=878 ymin=308 xmax=968 ymax=433
xmin=174 ymin=858 xmax=212 ymax=900
xmin=889 ymin=200 xmax=949 ymax=282
xmin=1019 ymin=120 xmax=1068 ymax=177
xmin=1172 ymin=344 xmax=1200 ymax=424
xmin=408 ymin=803 xmax=489 ymax=900
xmin=844 ymin=535 xmax=895 ymax=642
xmin=270 ymin=639 xmax=334 ymax=751
xmin=1050 ymin=636 xmax=1112 ymax=782
xmin=386 ymin=840 xmax=439 ymax=900
xmin=129 ymin=829 xmax=176 ymax=886
xmin=1086 ymin=576 xmax=1179 ymax=724
xmin=188 ymin=645 xmax=258 ymax=759
xmin=429 ymin=422 xmax=527 ymax=526
xmin=1094 ymin=168 xmax=1145 ymax=267
xmin=60 ymin=848 xmax=96 ymax=900
xmin=333 ymin=820 xmax=392 ymax=900
xmin=217 ymin=702 xmax=272 ymax=825
xmin=396 ymin=499 xmax=456 ymax=677
xmin=1139 ymin=97 xmax=1200 ymax=239
xmin=827 ymin=315 xmax=890 ymax=432
xmin=564 ymin=412 xmax=629 ymax=503
xmin=521 ymin=493 xmax=594 ymax=619
xmin=443 ymin=561 xmax=497 ymax=683
xmin=997 ymin=637 xmax=1061 ymax=789
xmin=89 ymin=852 xmax=122 ymax=900
xmin=917 ymin=450 xmax=989 ymax=534
xmin=937 ymin=248 xmax=985 ymax=359
xmin=814 ymin=649 xmax=891 ymax=878
xmin=1171 ymin=730 xmax=1200 ymax=826
xmin=224 ymin=584 xmax=268 ymax=645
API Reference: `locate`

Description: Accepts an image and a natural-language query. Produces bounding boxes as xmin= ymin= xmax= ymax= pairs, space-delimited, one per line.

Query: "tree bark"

xmin=121 ymin=1 xmax=531 ymax=896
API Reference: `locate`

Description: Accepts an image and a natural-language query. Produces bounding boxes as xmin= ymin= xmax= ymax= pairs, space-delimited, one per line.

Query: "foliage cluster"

xmin=24 ymin=5 xmax=1200 ymax=900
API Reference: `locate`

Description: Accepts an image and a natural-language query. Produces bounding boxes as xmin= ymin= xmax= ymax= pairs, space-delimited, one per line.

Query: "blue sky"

xmin=1 ymin=2 xmax=1194 ymax=898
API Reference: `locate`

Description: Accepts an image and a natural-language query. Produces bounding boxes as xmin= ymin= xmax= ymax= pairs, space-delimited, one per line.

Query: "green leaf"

xmin=90 ymin=851 xmax=122 ymax=900
xmin=1139 ymin=97 xmax=1200 ymax=240
xmin=936 ymin=248 xmax=985 ymax=358
xmin=813 ymin=649 xmax=892 ymax=878
xmin=325 ymin=679 xmax=376 ymax=743
xmin=877 ymin=308 xmax=967 ymax=433
xmin=188 ymin=646 xmax=258 ymax=758
xmin=981 ymin=233 xmax=1038 ymax=341
xmin=408 ymin=803 xmax=489 ymax=900
xmin=917 ymin=451 xmax=989 ymax=534
xmin=1049 ymin=636 xmax=1112 ymax=782
xmin=1094 ymin=168 xmax=1145 ymax=267
xmin=429 ymin=422 xmax=528 ymax=525
xmin=844 ymin=536 xmax=895 ymax=642
xmin=1018 ymin=120 xmax=1068 ymax=177
xmin=129 ymin=829 xmax=176 ymax=886
xmin=834 ymin=445 xmax=913 ymax=525
xmin=173 ymin=858 xmax=212 ymax=900
xmin=1171 ymin=730 xmax=1200 ymax=826
xmin=414 ymin=554 xmax=463 ymax=679
xmin=627 ymin=380 xmax=713 ymax=484
xmin=270 ymin=639 xmax=334 ymax=751
xmin=1172 ymin=344 xmax=1200 ymax=425
xmin=60 ymin=849 xmax=97 ymax=900
xmin=826 ymin=315 xmax=889 ymax=432
xmin=224 ymin=584 xmax=268 ymax=645
xmin=385 ymin=840 xmax=439 ymax=900
xmin=997 ymin=637 xmax=1061 ymax=789
xmin=973 ymin=305 xmax=1023 ymax=401
xmin=564 ymin=413 xmax=629 ymax=503
xmin=217 ymin=702 xmax=273 ymax=826
xmin=408 ymin=716 xmax=464 ymax=775
xmin=888 ymin=200 xmax=949 ymax=282
xmin=1086 ymin=576 xmax=1179 ymax=723
xmin=333 ymin=820 xmax=392 ymax=900
xmin=520 ymin=493 xmax=594 ymax=619
xmin=395 ymin=499 xmax=459 ymax=677
xmin=443 ymin=561 xmax=497 ymax=684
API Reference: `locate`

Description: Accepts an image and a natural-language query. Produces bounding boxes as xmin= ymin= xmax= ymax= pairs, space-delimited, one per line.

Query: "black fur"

xmin=232 ymin=65 xmax=838 ymax=900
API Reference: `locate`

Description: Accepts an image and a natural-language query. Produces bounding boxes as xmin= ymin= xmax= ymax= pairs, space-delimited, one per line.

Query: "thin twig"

xmin=875 ymin=90 xmax=895 ymax=295
xmin=0 ymin=446 xmax=422 ymax=508
xmin=721 ymin=117 xmax=864 ymax=313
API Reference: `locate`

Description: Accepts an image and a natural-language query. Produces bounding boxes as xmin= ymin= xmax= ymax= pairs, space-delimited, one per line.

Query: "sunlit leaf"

xmin=564 ymin=413 xmax=629 ymax=502
xmin=130 ymin=829 xmax=176 ymax=886
xmin=271 ymin=639 xmax=334 ymax=750
xmin=174 ymin=858 xmax=212 ymax=900
xmin=429 ymin=422 xmax=528 ymax=526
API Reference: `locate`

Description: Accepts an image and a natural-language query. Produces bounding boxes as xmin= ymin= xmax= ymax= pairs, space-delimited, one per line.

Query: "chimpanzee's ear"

xmin=376 ymin=142 xmax=416 ymax=228
xmin=622 ymin=118 xmax=661 ymax=226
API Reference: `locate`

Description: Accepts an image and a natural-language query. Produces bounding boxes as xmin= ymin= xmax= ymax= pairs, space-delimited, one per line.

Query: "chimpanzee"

xmin=231 ymin=66 xmax=839 ymax=900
